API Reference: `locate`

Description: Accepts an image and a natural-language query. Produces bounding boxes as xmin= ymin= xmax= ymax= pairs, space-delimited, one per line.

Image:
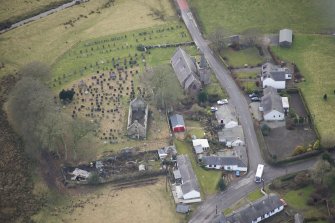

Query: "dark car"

xmin=249 ymin=93 xmax=259 ymax=98
xmin=251 ymin=97 xmax=260 ymax=102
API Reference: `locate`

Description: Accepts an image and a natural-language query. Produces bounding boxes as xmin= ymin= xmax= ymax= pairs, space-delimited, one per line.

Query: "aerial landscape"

xmin=0 ymin=0 xmax=335 ymax=223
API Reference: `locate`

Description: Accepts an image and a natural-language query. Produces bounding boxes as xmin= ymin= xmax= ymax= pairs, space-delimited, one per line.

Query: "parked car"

xmin=250 ymin=97 xmax=260 ymax=102
xmin=217 ymin=99 xmax=228 ymax=105
xmin=249 ymin=93 xmax=259 ymax=98
xmin=210 ymin=106 xmax=218 ymax=112
xmin=235 ymin=170 xmax=240 ymax=177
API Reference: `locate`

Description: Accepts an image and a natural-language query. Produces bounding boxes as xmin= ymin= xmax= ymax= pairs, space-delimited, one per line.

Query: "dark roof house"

xmin=202 ymin=156 xmax=247 ymax=170
xmin=176 ymin=204 xmax=190 ymax=214
xmin=171 ymin=47 xmax=201 ymax=95
xmin=279 ymin=29 xmax=293 ymax=47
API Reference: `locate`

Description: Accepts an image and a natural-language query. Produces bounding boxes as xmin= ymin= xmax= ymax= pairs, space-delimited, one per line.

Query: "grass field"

xmin=235 ymin=72 xmax=258 ymax=79
xmin=220 ymin=47 xmax=264 ymax=68
xmin=174 ymin=140 xmax=221 ymax=196
xmin=0 ymin=0 xmax=70 ymax=24
xmin=33 ymin=178 xmax=184 ymax=223
xmin=189 ymin=0 xmax=335 ymax=35
xmin=272 ymin=34 xmax=335 ymax=148
xmin=0 ymin=0 xmax=177 ymax=77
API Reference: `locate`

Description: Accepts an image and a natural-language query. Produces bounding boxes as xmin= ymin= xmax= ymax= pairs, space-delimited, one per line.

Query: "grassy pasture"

xmin=0 ymin=0 xmax=70 ymax=24
xmin=189 ymin=0 xmax=335 ymax=35
xmin=33 ymin=178 xmax=184 ymax=223
xmin=272 ymin=34 xmax=335 ymax=148
xmin=0 ymin=0 xmax=177 ymax=77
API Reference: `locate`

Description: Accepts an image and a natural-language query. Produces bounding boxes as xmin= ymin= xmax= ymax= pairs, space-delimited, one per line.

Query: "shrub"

xmin=261 ymin=124 xmax=271 ymax=136
xmin=197 ymin=91 xmax=208 ymax=103
xmin=136 ymin=44 xmax=145 ymax=51
xmin=218 ymin=178 xmax=226 ymax=191
xmin=292 ymin=145 xmax=307 ymax=156
xmin=313 ymin=140 xmax=320 ymax=150
xmin=87 ymin=172 xmax=100 ymax=185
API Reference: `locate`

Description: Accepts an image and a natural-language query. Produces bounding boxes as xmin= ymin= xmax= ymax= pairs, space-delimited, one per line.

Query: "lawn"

xmin=220 ymin=47 xmax=264 ymax=68
xmin=174 ymin=140 xmax=221 ymax=196
xmin=247 ymin=189 xmax=263 ymax=202
xmin=272 ymin=34 xmax=335 ymax=148
xmin=185 ymin=120 xmax=205 ymax=139
xmin=32 ymin=178 xmax=184 ymax=223
xmin=0 ymin=0 xmax=70 ymax=24
xmin=0 ymin=0 xmax=178 ymax=77
xmin=188 ymin=0 xmax=335 ymax=35
xmin=235 ymin=72 xmax=258 ymax=79
xmin=205 ymin=74 xmax=227 ymax=99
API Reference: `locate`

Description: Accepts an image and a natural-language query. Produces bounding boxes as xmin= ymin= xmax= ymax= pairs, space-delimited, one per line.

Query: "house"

xmin=202 ymin=156 xmax=248 ymax=172
xmin=197 ymin=53 xmax=211 ymax=85
xmin=192 ymin=139 xmax=209 ymax=151
xmin=169 ymin=114 xmax=186 ymax=132
xmin=127 ymin=97 xmax=149 ymax=139
xmin=225 ymin=194 xmax=285 ymax=223
xmin=279 ymin=29 xmax=293 ymax=47
xmin=282 ymin=97 xmax=289 ymax=114
xmin=218 ymin=125 xmax=245 ymax=147
xmin=174 ymin=155 xmax=201 ymax=203
xmin=215 ymin=105 xmax=238 ymax=128
xmin=171 ymin=47 xmax=202 ymax=95
xmin=259 ymin=86 xmax=285 ymax=121
xmin=261 ymin=62 xmax=292 ymax=89
xmin=70 ymin=168 xmax=91 ymax=181
xmin=157 ymin=145 xmax=177 ymax=160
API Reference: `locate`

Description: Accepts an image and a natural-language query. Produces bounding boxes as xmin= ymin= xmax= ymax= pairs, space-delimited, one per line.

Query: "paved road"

xmin=175 ymin=0 xmax=325 ymax=222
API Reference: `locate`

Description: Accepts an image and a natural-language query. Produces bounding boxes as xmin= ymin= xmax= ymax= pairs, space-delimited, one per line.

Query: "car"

xmin=217 ymin=99 xmax=228 ymax=105
xmin=235 ymin=170 xmax=240 ymax=177
xmin=250 ymin=97 xmax=260 ymax=102
xmin=248 ymin=93 xmax=259 ymax=98
xmin=210 ymin=106 xmax=218 ymax=112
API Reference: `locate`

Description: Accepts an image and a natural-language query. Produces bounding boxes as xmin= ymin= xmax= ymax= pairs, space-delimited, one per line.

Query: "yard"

xmin=220 ymin=47 xmax=264 ymax=68
xmin=174 ymin=140 xmax=221 ymax=196
xmin=32 ymin=178 xmax=184 ymax=223
xmin=272 ymin=34 xmax=335 ymax=148
xmin=188 ymin=0 xmax=335 ymax=35
xmin=0 ymin=0 xmax=178 ymax=77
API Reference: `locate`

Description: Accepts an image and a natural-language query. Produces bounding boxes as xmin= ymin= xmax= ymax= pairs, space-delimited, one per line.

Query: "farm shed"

xmin=279 ymin=29 xmax=293 ymax=47
xmin=169 ymin=114 xmax=186 ymax=132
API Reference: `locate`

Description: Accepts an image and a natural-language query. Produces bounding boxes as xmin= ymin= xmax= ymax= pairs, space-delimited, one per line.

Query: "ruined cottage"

xmin=127 ymin=97 xmax=149 ymax=139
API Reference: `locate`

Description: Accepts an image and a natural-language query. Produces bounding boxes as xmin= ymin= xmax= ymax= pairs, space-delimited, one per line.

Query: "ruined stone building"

xmin=127 ymin=97 xmax=148 ymax=139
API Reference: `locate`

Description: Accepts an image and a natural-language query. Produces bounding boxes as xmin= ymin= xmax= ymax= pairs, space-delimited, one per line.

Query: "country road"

xmin=174 ymin=0 xmax=329 ymax=222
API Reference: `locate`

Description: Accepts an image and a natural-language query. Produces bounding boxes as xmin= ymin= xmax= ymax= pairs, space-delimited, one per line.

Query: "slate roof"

xmin=173 ymin=169 xmax=182 ymax=179
xmin=194 ymin=144 xmax=204 ymax=154
xmin=215 ymin=105 xmax=237 ymax=125
xmin=218 ymin=126 xmax=244 ymax=143
xmin=176 ymin=204 xmax=190 ymax=214
xmin=158 ymin=145 xmax=177 ymax=156
xmin=176 ymin=155 xmax=200 ymax=195
xmin=202 ymin=156 xmax=247 ymax=168
xmin=226 ymin=194 xmax=284 ymax=223
xmin=171 ymin=47 xmax=200 ymax=91
xmin=170 ymin=114 xmax=185 ymax=128
xmin=279 ymin=29 xmax=293 ymax=43
xmin=260 ymin=86 xmax=283 ymax=115
xmin=261 ymin=62 xmax=289 ymax=81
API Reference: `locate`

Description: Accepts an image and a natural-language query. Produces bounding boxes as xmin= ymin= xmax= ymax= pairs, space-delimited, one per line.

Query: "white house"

xmin=226 ymin=194 xmax=285 ymax=223
xmin=261 ymin=62 xmax=292 ymax=89
xmin=215 ymin=105 xmax=238 ymax=128
xmin=259 ymin=86 xmax=285 ymax=121
xmin=174 ymin=155 xmax=201 ymax=203
xmin=192 ymin=139 xmax=209 ymax=150
xmin=218 ymin=125 xmax=245 ymax=147
xmin=202 ymin=156 xmax=248 ymax=172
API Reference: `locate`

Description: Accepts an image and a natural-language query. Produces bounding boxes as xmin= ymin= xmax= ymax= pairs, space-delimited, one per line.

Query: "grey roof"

xmin=202 ymin=156 xmax=247 ymax=168
xmin=170 ymin=114 xmax=185 ymax=128
xmin=226 ymin=194 xmax=284 ymax=223
xmin=279 ymin=29 xmax=293 ymax=43
xmin=176 ymin=204 xmax=190 ymax=214
xmin=158 ymin=145 xmax=177 ymax=156
xmin=171 ymin=47 xmax=200 ymax=90
xmin=173 ymin=169 xmax=182 ymax=179
xmin=218 ymin=126 xmax=244 ymax=143
xmin=194 ymin=144 xmax=204 ymax=154
xmin=199 ymin=53 xmax=208 ymax=69
xmin=177 ymin=155 xmax=200 ymax=194
xmin=261 ymin=62 xmax=290 ymax=81
xmin=261 ymin=86 xmax=283 ymax=115
xmin=130 ymin=97 xmax=147 ymax=110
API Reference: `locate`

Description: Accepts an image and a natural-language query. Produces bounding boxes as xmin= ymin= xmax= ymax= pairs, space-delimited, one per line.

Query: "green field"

xmin=174 ymin=140 xmax=221 ymax=196
xmin=189 ymin=0 xmax=335 ymax=35
xmin=220 ymin=47 xmax=264 ymax=68
xmin=0 ymin=0 xmax=178 ymax=77
xmin=272 ymin=34 xmax=335 ymax=148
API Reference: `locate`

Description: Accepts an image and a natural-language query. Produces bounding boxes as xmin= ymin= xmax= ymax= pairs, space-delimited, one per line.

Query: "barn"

xmin=170 ymin=114 xmax=186 ymax=132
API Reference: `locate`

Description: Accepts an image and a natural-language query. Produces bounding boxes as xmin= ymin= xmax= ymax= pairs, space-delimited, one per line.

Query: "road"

xmin=175 ymin=0 xmax=325 ymax=222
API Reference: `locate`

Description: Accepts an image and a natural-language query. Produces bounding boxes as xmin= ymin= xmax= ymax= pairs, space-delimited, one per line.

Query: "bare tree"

xmin=241 ymin=28 xmax=261 ymax=47
xmin=143 ymin=65 xmax=183 ymax=110
xmin=208 ymin=27 xmax=228 ymax=53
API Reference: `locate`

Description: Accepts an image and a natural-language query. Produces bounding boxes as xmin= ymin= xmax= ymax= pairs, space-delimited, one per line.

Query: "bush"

xmin=292 ymin=145 xmax=307 ymax=156
xmin=218 ymin=178 xmax=226 ymax=191
xmin=87 ymin=172 xmax=100 ymax=185
xmin=313 ymin=140 xmax=320 ymax=150
xmin=197 ymin=91 xmax=208 ymax=103
xmin=207 ymin=93 xmax=220 ymax=103
xmin=136 ymin=44 xmax=145 ymax=51
xmin=261 ymin=124 xmax=271 ymax=136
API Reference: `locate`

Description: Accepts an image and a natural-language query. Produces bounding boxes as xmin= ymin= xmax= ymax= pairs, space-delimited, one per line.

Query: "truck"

xmin=255 ymin=164 xmax=264 ymax=183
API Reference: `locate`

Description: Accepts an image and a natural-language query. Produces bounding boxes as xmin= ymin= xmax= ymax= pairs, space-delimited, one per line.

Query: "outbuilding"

xmin=170 ymin=114 xmax=186 ymax=132
xmin=279 ymin=29 xmax=293 ymax=47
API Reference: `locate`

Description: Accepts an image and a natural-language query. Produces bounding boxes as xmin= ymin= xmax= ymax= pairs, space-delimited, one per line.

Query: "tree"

xmin=241 ymin=28 xmax=261 ymax=47
xmin=218 ymin=178 xmax=226 ymax=191
xmin=143 ymin=65 xmax=183 ymax=110
xmin=197 ymin=91 xmax=208 ymax=103
xmin=312 ymin=159 xmax=332 ymax=185
xmin=59 ymin=89 xmax=75 ymax=102
xmin=323 ymin=94 xmax=328 ymax=100
xmin=208 ymin=27 xmax=227 ymax=53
